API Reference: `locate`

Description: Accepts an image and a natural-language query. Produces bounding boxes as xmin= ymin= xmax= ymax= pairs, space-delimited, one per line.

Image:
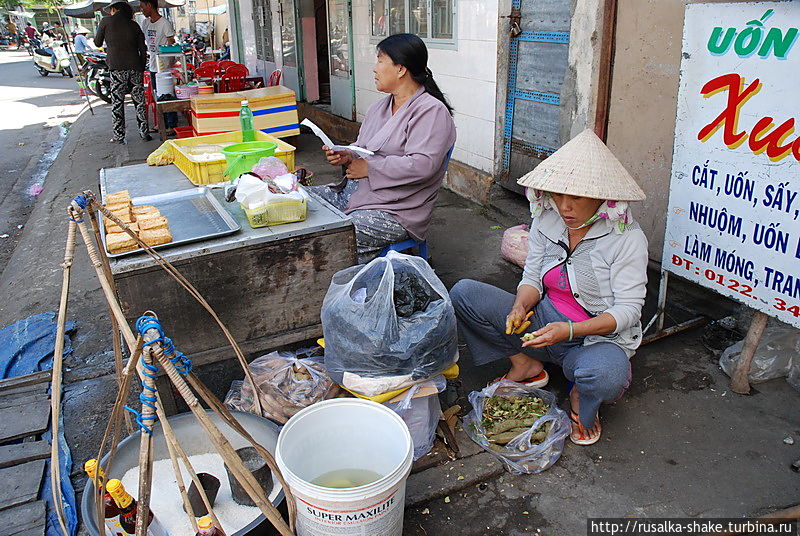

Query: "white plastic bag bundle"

xmin=234 ymin=173 xmax=307 ymax=210
xmin=500 ymin=224 xmax=529 ymax=268
xmin=383 ymin=375 xmax=445 ymax=460
xmin=719 ymin=320 xmax=800 ymax=387
xmin=464 ymin=380 xmax=570 ymax=475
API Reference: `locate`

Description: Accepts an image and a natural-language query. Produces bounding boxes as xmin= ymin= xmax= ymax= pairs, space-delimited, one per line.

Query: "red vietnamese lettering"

xmin=698 ymin=73 xmax=761 ymax=148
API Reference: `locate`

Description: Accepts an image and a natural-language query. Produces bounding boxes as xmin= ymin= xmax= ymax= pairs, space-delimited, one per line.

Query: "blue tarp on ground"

xmin=0 ymin=312 xmax=78 ymax=536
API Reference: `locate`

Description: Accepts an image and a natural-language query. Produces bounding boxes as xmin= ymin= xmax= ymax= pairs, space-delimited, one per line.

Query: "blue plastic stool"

xmin=380 ymin=239 xmax=429 ymax=261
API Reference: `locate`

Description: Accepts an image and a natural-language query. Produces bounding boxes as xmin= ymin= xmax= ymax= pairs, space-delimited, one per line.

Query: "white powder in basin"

xmin=120 ymin=452 xmax=277 ymax=536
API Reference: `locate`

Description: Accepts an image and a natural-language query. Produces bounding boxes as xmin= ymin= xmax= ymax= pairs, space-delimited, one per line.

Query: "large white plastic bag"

xmin=321 ymin=251 xmax=458 ymax=396
xmin=719 ymin=320 xmax=799 ymax=384
xmin=464 ymin=381 xmax=570 ymax=475
xmin=500 ymin=224 xmax=529 ymax=268
xmin=383 ymin=375 xmax=445 ymax=460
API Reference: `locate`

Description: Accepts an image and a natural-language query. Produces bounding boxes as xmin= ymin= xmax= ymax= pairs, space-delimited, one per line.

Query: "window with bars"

xmin=371 ymin=0 xmax=455 ymax=43
xmin=253 ymin=0 xmax=274 ymax=62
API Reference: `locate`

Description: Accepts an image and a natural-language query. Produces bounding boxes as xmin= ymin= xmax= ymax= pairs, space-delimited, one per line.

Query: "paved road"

xmin=0 ymin=49 xmax=87 ymax=273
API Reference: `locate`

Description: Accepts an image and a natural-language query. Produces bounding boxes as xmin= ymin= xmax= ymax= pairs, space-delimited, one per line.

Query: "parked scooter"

xmin=33 ymin=41 xmax=73 ymax=77
xmin=83 ymin=50 xmax=112 ymax=103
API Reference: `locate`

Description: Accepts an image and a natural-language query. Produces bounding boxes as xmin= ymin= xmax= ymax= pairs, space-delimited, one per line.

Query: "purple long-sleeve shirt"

xmin=345 ymin=86 xmax=457 ymax=241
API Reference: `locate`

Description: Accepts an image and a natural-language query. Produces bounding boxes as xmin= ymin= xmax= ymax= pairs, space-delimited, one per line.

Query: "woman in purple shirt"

xmin=311 ymin=34 xmax=457 ymax=264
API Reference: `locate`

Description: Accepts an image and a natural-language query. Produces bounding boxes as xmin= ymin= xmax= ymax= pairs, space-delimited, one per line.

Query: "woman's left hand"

xmin=522 ymin=322 xmax=571 ymax=348
xmin=345 ymin=158 xmax=369 ymax=179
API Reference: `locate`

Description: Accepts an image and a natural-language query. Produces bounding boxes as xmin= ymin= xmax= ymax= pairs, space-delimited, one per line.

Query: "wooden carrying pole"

xmin=65 ymin=195 xmax=296 ymax=534
xmin=49 ymin=216 xmax=77 ymax=536
xmin=731 ymin=311 xmax=769 ymax=394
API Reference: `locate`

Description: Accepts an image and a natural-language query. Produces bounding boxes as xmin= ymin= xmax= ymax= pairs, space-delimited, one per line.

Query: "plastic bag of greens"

xmin=239 ymin=348 xmax=343 ymax=424
xmin=464 ymin=380 xmax=570 ymax=475
xmin=321 ymin=251 xmax=458 ymax=396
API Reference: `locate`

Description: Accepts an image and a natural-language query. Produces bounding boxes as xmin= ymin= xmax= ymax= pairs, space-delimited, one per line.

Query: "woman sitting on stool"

xmin=450 ymin=129 xmax=648 ymax=445
xmin=311 ymin=33 xmax=456 ymax=264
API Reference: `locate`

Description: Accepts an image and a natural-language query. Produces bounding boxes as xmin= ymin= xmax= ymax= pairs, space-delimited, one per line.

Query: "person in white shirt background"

xmin=139 ymin=0 xmax=176 ymax=129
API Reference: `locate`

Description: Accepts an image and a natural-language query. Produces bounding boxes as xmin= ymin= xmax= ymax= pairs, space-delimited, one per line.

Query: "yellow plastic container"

xmin=168 ymin=131 xmax=295 ymax=185
xmin=241 ymin=197 xmax=307 ymax=228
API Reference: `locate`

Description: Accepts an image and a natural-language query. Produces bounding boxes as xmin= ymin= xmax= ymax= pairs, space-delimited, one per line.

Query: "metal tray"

xmin=101 ymin=187 xmax=240 ymax=258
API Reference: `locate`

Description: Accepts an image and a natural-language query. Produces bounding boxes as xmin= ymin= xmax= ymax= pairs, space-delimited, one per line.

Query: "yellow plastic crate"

xmin=168 ymin=131 xmax=295 ymax=186
xmin=241 ymin=198 xmax=307 ymax=228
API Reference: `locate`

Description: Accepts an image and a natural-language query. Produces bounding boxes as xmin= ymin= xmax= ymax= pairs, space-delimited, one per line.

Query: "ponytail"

xmin=377 ymin=33 xmax=453 ymax=115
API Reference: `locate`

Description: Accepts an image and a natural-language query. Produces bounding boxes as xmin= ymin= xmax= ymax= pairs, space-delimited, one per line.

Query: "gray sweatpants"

xmin=309 ymin=179 xmax=409 ymax=264
xmin=450 ymin=279 xmax=632 ymax=428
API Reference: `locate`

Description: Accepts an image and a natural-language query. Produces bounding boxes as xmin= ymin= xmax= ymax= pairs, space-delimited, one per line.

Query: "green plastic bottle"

xmin=239 ymin=99 xmax=256 ymax=142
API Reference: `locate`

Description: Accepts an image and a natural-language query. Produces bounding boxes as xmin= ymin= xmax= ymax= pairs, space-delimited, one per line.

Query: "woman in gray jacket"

xmin=451 ymin=129 xmax=648 ymax=446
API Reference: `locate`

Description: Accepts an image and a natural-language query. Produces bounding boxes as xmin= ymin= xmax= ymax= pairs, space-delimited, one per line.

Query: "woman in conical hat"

xmin=451 ymin=129 xmax=648 ymax=446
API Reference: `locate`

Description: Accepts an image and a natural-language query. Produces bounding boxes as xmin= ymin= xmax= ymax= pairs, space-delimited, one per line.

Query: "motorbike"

xmin=33 ymin=41 xmax=73 ymax=77
xmin=83 ymin=50 xmax=112 ymax=103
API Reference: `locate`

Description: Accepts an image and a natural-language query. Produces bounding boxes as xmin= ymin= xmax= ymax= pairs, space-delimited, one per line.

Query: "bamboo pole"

xmin=90 ymin=196 xmax=264 ymax=416
xmin=49 ymin=215 xmax=77 ymax=536
xmin=154 ymin=349 xmax=293 ymax=536
xmin=87 ymin=203 xmax=134 ymax=433
xmin=134 ymin=346 xmax=158 ymax=536
xmin=731 ymin=311 xmax=769 ymax=394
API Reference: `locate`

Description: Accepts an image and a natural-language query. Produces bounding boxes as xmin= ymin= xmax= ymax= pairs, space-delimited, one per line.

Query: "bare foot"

xmin=569 ymin=386 xmax=601 ymax=445
xmin=505 ymin=353 xmax=544 ymax=382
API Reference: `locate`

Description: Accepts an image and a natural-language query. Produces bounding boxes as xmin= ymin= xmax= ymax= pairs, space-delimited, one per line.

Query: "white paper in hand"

xmin=301 ymin=118 xmax=374 ymax=157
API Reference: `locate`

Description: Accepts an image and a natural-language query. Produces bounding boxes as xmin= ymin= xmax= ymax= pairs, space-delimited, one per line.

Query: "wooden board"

xmin=0 ymin=460 xmax=45 ymax=511
xmin=0 ymin=383 xmax=50 ymax=400
xmin=0 ymin=500 xmax=46 ymax=536
xmin=0 ymin=398 xmax=50 ymax=443
xmin=0 ymin=441 xmax=50 ymax=469
xmin=0 ymin=393 xmax=49 ymax=410
xmin=0 ymin=371 xmax=50 ymax=392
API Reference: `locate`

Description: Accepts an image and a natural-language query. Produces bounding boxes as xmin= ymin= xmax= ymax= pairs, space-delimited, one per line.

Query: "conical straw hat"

xmin=517 ymin=129 xmax=646 ymax=201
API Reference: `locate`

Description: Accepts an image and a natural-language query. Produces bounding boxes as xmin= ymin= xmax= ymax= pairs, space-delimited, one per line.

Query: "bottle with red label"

xmin=195 ymin=515 xmax=224 ymax=535
xmin=106 ymin=479 xmax=169 ymax=536
xmin=84 ymin=459 xmax=123 ymax=536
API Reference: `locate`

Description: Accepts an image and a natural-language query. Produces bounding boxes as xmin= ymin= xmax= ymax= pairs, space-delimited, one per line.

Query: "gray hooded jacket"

xmin=519 ymin=209 xmax=649 ymax=356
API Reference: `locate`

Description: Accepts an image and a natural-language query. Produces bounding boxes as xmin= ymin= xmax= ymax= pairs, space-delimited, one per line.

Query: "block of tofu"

xmin=132 ymin=205 xmax=160 ymax=218
xmin=106 ymin=190 xmax=131 ymax=205
xmin=105 ymin=209 xmax=134 ymax=226
xmin=106 ymin=200 xmax=131 ymax=213
xmin=106 ymin=232 xmax=138 ymax=254
xmin=106 ymin=221 xmax=140 ymax=235
xmin=137 ymin=216 xmax=169 ymax=231
xmin=140 ymin=227 xmax=173 ymax=246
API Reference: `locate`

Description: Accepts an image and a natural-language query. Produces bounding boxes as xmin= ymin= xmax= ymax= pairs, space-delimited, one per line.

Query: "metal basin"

xmin=81 ymin=410 xmax=284 ymax=536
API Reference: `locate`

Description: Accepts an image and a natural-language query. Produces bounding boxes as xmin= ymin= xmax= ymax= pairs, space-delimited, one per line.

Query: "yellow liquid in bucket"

xmin=311 ymin=469 xmax=383 ymax=489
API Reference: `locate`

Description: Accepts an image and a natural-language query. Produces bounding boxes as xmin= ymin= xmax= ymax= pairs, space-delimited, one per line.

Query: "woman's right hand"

xmin=505 ymin=306 xmax=533 ymax=335
xmin=323 ymin=145 xmax=352 ymax=167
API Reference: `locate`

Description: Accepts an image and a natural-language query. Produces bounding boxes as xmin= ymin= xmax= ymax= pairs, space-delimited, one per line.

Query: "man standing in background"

xmin=139 ymin=0 xmax=176 ymax=131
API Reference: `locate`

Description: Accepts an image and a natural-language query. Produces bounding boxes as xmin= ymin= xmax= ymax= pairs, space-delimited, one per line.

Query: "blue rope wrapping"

xmin=135 ymin=316 xmax=193 ymax=376
xmin=69 ymin=194 xmax=89 ymax=223
xmin=124 ymin=353 xmax=159 ymax=435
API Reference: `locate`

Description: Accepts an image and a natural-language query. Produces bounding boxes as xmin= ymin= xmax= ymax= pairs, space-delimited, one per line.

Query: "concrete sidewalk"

xmin=2 ymin=102 xmax=797 ymax=535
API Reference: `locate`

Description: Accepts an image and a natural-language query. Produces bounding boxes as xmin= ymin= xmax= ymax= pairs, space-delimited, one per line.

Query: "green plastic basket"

xmin=221 ymin=141 xmax=278 ymax=180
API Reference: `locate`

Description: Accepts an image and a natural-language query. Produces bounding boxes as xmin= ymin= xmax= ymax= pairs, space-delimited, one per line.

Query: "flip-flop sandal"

xmin=568 ymin=409 xmax=601 ymax=445
xmin=489 ymin=369 xmax=549 ymax=388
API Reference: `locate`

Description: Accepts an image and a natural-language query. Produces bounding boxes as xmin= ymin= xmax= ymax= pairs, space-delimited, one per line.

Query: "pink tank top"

xmin=542 ymin=264 xmax=592 ymax=322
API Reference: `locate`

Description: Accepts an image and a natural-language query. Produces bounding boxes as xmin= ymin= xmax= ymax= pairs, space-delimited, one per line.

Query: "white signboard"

xmin=663 ymin=1 xmax=800 ymax=328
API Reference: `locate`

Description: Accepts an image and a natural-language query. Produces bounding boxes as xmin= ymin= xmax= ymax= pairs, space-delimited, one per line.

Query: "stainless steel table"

xmin=101 ymin=163 xmax=356 ymax=370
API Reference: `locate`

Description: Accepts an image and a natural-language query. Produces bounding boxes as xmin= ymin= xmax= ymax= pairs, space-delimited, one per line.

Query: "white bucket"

xmin=276 ymin=399 xmax=413 ymax=536
xmin=155 ymin=72 xmax=176 ymax=97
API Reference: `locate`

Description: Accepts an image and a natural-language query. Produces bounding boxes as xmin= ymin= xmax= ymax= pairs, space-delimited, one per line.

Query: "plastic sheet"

xmin=464 ymin=381 xmax=570 ymax=475
xmin=321 ymin=251 xmax=458 ymax=396
xmin=236 ymin=349 xmax=343 ymax=424
xmin=383 ymin=375 xmax=445 ymax=460
xmin=0 ymin=312 xmax=78 ymax=536
xmin=719 ymin=320 xmax=800 ymax=388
